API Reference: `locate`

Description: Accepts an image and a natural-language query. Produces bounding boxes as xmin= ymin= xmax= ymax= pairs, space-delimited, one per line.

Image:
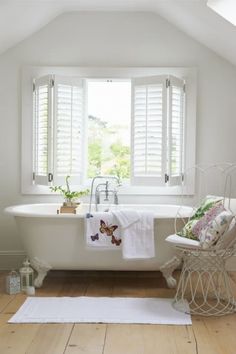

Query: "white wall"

xmin=0 ymin=12 xmax=236 ymax=269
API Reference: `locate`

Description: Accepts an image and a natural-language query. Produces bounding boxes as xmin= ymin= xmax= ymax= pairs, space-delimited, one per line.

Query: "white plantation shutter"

xmin=53 ymin=76 xmax=85 ymax=185
xmin=33 ymin=75 xmax=53 ymax=185
xmin=131 ymin=76 xmax=167 ymax=185
xmin=167 ymin=75 xmax=185 ymax=186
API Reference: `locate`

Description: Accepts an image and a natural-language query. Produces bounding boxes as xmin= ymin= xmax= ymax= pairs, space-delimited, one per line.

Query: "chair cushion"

xmin=166 ymin=214 xmax=235 ymax=251
xmin=199 ymin=209 xmax=234 ymax=249
xmin=165 ymin=234 xmax=201 ymax=249
xmin=216 ymin=220 xmax=236 ymax=249
xmin=177 ymin=195 xmax=223 ymax=240
xmin=192 ymin=203 xmax=225 ymax=237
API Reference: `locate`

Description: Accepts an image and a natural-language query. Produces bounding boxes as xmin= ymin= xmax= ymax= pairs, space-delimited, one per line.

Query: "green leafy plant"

xmin=50 ymin=176 xmax=89 ymax=203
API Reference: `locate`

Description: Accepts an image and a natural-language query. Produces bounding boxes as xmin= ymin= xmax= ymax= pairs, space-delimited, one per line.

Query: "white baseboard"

xmin=0 ymin=250 xmax=27 ymax=270
xmin=0 ymin=250 xmax=236 ymax=271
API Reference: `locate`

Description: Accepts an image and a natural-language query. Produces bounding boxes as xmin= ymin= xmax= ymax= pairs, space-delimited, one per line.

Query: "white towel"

xmin=112 ymin=210 xmax=155 ymax=259
xmin=112 ymin=210 xmax=140 ymax=228
xmin=85 ymin=212 xmax=122 ymax=249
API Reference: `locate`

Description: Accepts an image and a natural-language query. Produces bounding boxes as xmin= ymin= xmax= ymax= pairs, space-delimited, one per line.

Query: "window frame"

xmin=21 ymin=66 xmax=197 ymax=196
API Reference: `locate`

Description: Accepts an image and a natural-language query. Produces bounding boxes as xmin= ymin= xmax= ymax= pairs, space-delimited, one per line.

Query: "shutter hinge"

xmin=33 ymin=81 xmax=36 ymax=92
xmin=50 ymin=78 xmax=55 ymax=88
xmin=183 ymin=83 xmax=186 ymax=93
xmin=165 ymin=173 xmax=169 ymax=183
xmin=181 ymin=173 xmax=184 ymax=182
xmin=33 ymin=172 xmax=35 ymax=181
xmin=166 ymin=79 xmax=170 ymax=88
xmin=48 ymin=173 xmax=53 ymax=182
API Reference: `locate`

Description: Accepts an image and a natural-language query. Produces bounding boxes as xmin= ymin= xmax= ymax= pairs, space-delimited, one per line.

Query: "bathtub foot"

xmin=31 ymin=257 xmax=52 ymax=288
xmin=160 ymin=256 xmax=182 ymax=289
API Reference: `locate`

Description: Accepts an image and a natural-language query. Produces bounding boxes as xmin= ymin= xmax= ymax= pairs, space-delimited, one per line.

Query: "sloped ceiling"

xmin=0 ymin=0 xmax=236 ymax=66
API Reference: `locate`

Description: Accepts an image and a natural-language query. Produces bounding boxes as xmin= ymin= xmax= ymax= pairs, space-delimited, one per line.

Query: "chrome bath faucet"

xmin=87 ymin=175 xmax=121 ymax=216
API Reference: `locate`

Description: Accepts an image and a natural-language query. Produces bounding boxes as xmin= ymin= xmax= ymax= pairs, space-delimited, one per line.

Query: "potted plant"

xmin=50 ymin=175 xmax=89 ymax=207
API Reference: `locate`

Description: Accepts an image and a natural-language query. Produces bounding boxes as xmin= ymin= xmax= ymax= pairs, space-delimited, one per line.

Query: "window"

xmin=32 ymin=75 xmax=184 ymax=185
xmin=207 ymin=0 xmax=236 ymax=26
xmin=22 ymin=67 xmax=196 ymax=195
xmin=87 ymin=80 xmax=131 ymax=179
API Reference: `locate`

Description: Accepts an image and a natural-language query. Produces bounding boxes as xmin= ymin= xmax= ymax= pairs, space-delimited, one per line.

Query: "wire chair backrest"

xmin=174 ymin=163 xmax=236 ymax=235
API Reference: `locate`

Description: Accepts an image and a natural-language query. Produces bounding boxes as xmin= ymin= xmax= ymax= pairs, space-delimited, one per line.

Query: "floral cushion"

xmin=215 ymin=220 xmax=236 ymax=249
xmin=192 ymin=203 xmax=225 ymax=238
xmin=177 ymin=219 xmax=199 ymax=240
xmin=200 ymin=210 xmax=234 ymax=249
xmin=189 ymin=195 xmax=223 ymax=221
xmin=177 ymin=195 xmax=223 ymax=240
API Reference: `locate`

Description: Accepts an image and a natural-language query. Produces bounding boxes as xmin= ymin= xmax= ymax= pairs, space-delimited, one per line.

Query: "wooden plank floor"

xmin=0 ymin=270 xmax=236 ymax=354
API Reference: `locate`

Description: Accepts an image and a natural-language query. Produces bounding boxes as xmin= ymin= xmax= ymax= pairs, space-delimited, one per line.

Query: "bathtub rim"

xmin=4 ymin=203 xmax=194 ymax=219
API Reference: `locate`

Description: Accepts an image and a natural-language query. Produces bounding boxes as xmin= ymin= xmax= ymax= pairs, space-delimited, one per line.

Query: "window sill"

xmin=21 ymin=182 xmax=194 ymax=196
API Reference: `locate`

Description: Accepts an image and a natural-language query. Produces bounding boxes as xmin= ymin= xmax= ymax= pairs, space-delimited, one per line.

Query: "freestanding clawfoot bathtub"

xmin=5 ymin=203 xmax=193 ymax=287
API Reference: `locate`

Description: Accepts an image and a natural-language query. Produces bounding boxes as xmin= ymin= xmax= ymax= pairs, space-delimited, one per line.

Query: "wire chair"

xmin=162 ymin=163 xmax=236 ymax=316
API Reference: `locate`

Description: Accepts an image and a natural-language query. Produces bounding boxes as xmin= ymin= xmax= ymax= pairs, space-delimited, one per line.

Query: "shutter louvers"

xmin=167 ymin=75 xmax=185 ymax=186
xmin=53 ymin=77 xmax=85 ymax=185
xmin=33 ymin=75 xmax=53 ymax=185
xmin=131 ymin=76 xmax=167 ymax=186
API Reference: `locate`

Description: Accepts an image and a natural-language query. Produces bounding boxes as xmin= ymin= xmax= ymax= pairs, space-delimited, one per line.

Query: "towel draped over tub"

xmin=85 ymin=210 xmax=155 ymax=259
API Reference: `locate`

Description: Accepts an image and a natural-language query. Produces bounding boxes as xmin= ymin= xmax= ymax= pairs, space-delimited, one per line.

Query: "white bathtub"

xmin=5 ymin=203 xmax=193 ymax=287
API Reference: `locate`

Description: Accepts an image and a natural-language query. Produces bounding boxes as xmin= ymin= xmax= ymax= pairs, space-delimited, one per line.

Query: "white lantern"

xmin=19 ymin=259 xmax=34 ymax=291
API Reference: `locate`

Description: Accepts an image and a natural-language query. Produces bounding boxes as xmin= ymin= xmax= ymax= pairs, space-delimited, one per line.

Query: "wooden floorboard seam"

xmin=192 ymin=325 xmax=199 ymax=354
xmin=102 ymin=324 xmax=108 ymax=354
xmin=0 ymin=294 xmax=16 ymax=314
xmin=63 ymin=323 xmax=75 ymax=354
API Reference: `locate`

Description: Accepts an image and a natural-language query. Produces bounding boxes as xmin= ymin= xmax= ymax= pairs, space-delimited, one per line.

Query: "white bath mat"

xmin=8 ymin=297 xmax=191 ymax=325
